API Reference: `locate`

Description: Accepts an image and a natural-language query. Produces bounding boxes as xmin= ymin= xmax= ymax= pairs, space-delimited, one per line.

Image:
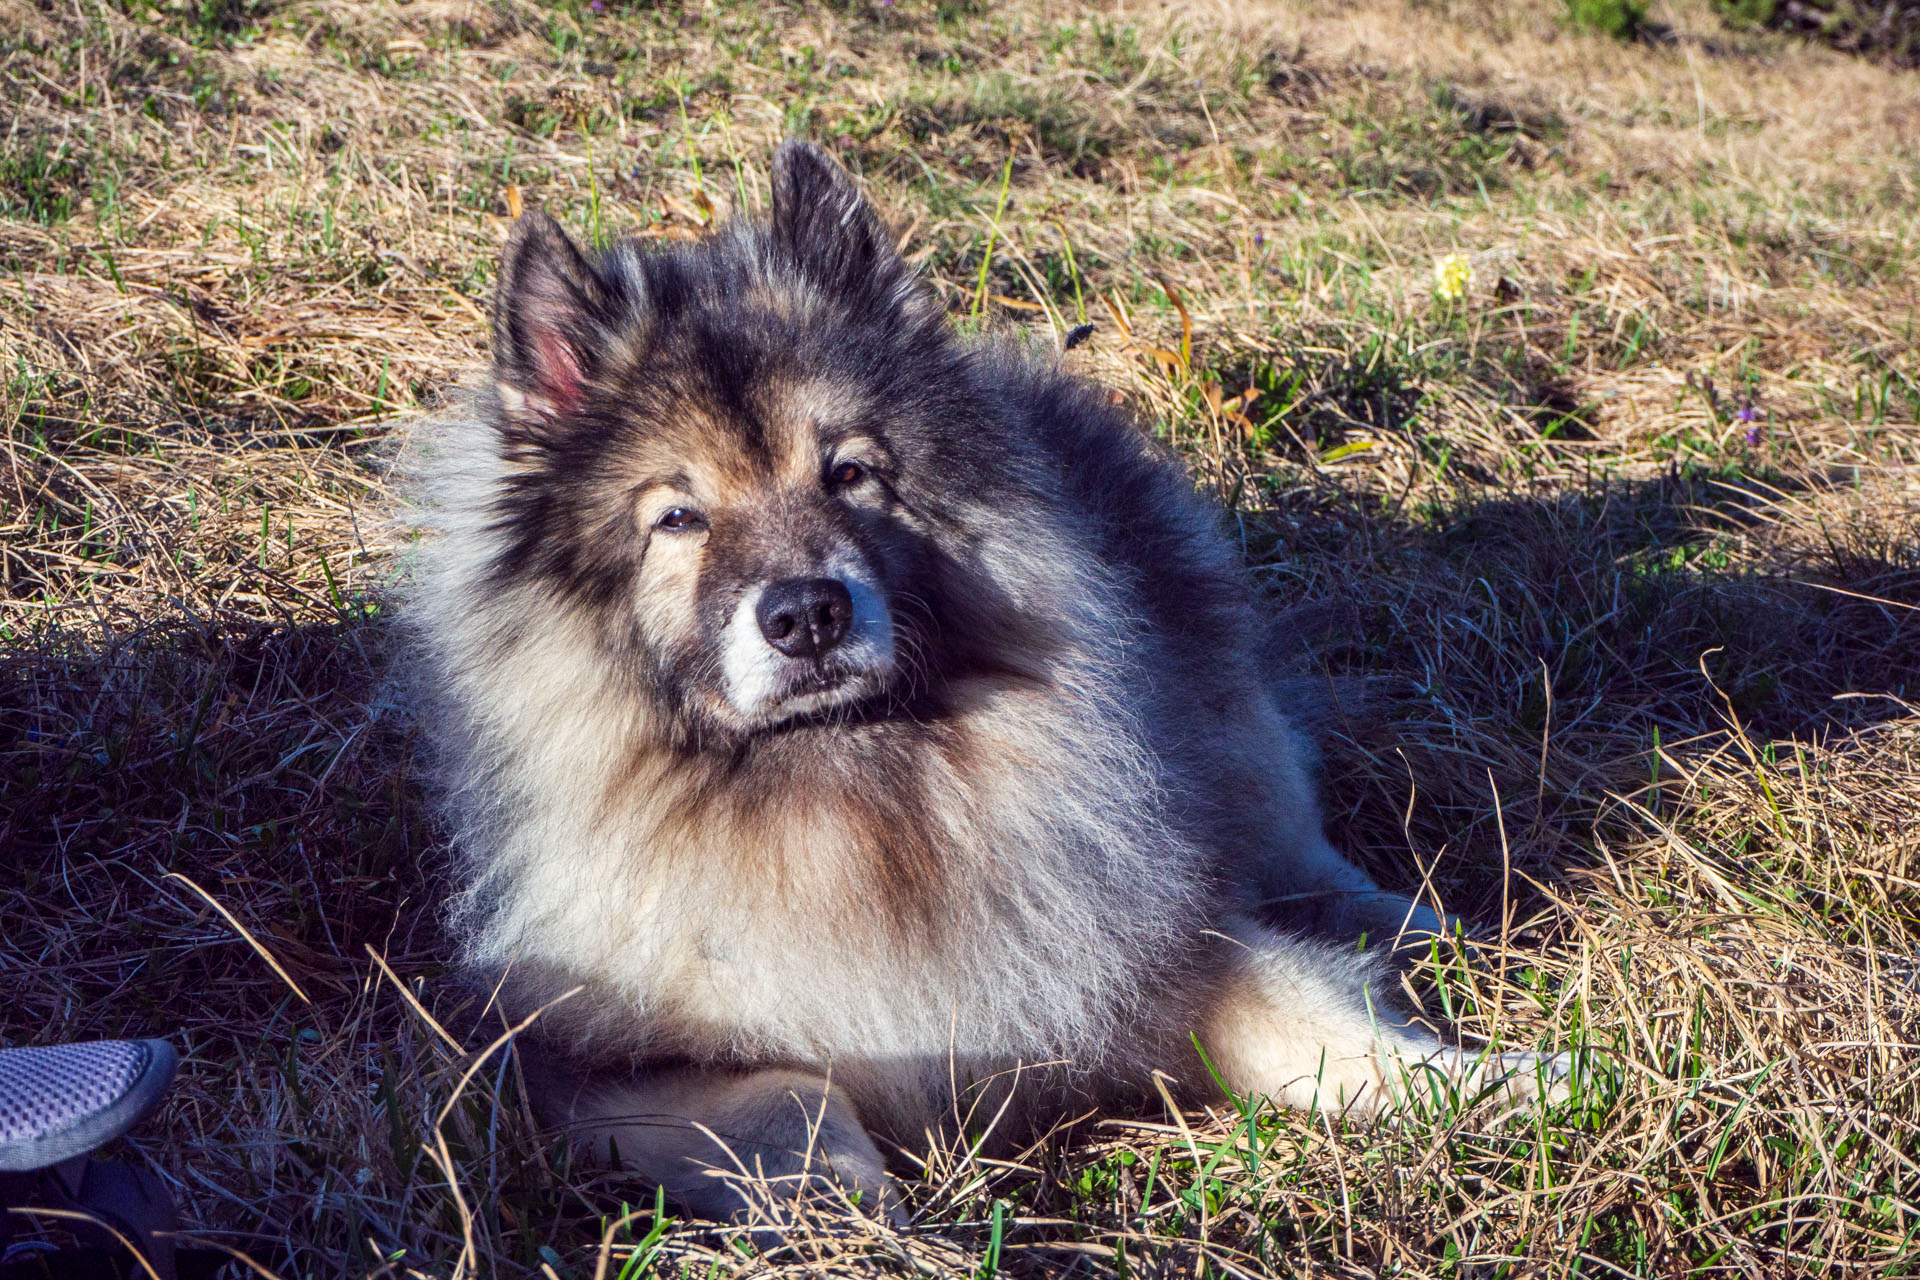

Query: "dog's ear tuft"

xmin=492 ymin=211 xmax=610 ymax=422
xmin=770 ymin=141 xmax=902 ymax=304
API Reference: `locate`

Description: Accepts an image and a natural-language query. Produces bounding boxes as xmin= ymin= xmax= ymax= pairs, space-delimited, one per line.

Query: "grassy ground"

xmin=2 ymin=0 xmax=1918 ymax=1274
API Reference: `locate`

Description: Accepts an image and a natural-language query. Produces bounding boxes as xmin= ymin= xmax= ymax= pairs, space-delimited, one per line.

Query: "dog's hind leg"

xmin=1275 ymin=834 xmax=1453 ymax=947
xmin=518 ymin=1049 xmax=900 ymax=1228
xmin=1195 ymin=921 xmax=1566 ymax=1117
xmin=1222 ymin=696 xmax=1451 ymax=946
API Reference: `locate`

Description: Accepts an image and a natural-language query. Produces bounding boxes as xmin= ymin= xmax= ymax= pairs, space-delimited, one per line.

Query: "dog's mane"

xmin=394 ymin=210 xmax=1222 ymax=1084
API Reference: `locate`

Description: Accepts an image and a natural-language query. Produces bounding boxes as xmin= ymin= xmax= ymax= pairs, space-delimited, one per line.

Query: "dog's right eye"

xmin=655 ymin=508 xmax=706 ymax=532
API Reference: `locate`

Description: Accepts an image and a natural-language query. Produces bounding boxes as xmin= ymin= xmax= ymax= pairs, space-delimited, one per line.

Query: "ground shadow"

xmin=0 ymin=612 xmax=470 ymax=1274
xmin=1252 ymin=467 xmax=1920 ymax=923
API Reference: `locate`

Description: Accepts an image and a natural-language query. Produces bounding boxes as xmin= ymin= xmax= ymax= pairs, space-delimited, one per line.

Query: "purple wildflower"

xmin=1745 ymin=424 xmax=1761 ymax=447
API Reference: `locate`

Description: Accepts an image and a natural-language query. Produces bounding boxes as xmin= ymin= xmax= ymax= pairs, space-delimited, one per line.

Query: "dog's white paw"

xmin=1383 ymin=1044 xmax=1577 ymax=1113
xmin=1478 ymin=1049 xmax=1577 ymax=1106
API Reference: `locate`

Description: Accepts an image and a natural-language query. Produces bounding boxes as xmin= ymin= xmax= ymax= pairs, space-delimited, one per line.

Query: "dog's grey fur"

xmin=398 ymin=142 xmax=1558 ymax=1224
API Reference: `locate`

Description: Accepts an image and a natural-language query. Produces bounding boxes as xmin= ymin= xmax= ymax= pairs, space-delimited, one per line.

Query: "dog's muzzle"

xmin=722 ymin=568 xmax=895 ymax=725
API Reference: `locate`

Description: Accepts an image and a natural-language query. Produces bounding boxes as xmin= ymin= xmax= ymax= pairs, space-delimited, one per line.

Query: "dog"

xmin=398 ymin=141 xmax=1563 ymax=1224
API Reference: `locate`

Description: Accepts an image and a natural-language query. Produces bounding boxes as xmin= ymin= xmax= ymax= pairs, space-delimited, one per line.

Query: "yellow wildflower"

xmin=1433 ymin=253 xmax=1473 ymax=303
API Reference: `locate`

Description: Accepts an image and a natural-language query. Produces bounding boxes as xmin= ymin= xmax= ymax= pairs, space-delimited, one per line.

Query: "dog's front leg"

xmin=521 ymin=1052 xmax=898 ymax=1227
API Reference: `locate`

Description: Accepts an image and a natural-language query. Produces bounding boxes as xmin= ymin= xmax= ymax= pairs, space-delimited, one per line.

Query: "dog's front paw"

xmin=814 ymin=1142 xmax=908 ymax=1227
xmin=704 ymin=1128 xmax=907 ymax=1241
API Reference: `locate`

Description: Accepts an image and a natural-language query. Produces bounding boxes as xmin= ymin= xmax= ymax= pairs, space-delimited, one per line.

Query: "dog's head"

xmin=474 ymin=143 xmax=993 ymax=740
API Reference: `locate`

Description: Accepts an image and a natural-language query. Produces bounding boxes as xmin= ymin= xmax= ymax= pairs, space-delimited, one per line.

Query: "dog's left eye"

xmin=655 ymin=508 xmax=706 ymax=532
xmin=827 ymin=459 xmax=868 ymax=489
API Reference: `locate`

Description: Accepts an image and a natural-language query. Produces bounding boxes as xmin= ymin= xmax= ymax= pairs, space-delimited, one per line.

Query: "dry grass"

xmin=2 ymin=0 xmax=1918 ymax=1274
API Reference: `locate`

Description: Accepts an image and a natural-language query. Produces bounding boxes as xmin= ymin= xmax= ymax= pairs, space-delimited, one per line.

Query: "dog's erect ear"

xmin=491 ymin=211 xmax=611 ymax=422
xmin=769 ymin=141 xmax=903 ymax=304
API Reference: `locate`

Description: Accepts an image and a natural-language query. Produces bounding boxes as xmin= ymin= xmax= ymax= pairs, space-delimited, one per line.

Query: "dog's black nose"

xmin=757 ymin=578 xmax=853 ymax=658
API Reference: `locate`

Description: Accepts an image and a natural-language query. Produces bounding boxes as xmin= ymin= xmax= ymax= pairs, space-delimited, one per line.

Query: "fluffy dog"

xmin=399 ymin=141 xmax=1559 ymax=1222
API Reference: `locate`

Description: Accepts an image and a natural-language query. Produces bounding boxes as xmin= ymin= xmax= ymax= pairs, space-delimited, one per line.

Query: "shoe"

xmin=0 ymin=1041 xmax=178 ymax=1174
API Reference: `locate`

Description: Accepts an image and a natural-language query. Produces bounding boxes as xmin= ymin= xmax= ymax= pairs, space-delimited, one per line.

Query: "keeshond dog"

xmin=400 ymin=142 xmax=1562 ymax=1224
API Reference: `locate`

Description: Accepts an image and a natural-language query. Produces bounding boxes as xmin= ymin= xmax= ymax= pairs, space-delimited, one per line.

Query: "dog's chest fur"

xmin=442 ymin=618 xmax=1211 ymax=1072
